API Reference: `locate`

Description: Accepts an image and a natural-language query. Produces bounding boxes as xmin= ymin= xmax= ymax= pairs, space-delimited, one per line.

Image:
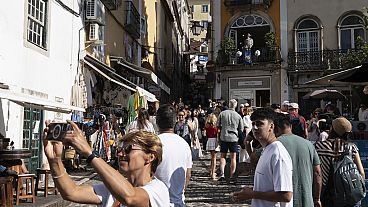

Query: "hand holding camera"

xmin=44 ymin=121 xmax=92 ymax=159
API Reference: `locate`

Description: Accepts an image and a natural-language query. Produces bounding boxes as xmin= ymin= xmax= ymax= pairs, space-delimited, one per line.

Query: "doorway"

xmin=255 ymin=90 xmax=270 ymax=107
xmin=23 ymin=107 xmax=43 ymax=172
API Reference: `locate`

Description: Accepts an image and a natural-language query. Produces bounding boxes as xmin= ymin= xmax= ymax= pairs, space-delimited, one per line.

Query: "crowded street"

xmin=1 ymin=0 xmax=368 ymax=206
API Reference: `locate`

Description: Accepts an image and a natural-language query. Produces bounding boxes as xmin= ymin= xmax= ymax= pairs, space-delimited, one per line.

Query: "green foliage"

xmin=220 ymin=37 xmax=236 ymax=56
xmin=264 ymin=32 xmax=276 ymax=48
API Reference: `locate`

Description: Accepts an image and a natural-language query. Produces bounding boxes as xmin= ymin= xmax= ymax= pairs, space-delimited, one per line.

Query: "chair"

xmin=14 ymin=174 xmax=36 ymax=205
xmin=0 ymin=176 xmax=13 ymax=207
xmin=35 ymin=169 xmax=57 ymax=197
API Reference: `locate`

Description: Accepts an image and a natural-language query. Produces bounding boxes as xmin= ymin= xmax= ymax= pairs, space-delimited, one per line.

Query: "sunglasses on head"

xmin=117 ymin=143 xmax=143 ymax=154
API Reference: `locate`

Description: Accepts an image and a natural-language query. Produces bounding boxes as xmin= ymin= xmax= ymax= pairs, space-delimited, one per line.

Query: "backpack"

xmin=289 ymin=114 xmax=305 ymax=137
xmin=325 ymin=143 xmax=366 ymax=207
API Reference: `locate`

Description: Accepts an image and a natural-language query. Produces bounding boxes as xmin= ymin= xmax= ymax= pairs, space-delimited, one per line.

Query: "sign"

xmin=238 ymin=81 xmax=263 ymax=86
xmin=230 ymin=90 xmax=253 ymax=100
xmin=54 ymin=97 xmax=63 ymax=121
xmin=198 ymin=55 xmax=208 ymax=62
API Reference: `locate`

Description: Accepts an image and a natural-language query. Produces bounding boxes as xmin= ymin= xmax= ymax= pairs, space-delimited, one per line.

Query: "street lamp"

xmin=191 ymin=21 xmax=203 ymax=36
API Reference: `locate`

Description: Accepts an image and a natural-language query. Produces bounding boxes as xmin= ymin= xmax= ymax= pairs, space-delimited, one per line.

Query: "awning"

xmin=110 ymin=56 xmax=171 ymax=95
xmin=0 ymin=88 xmax=85 ymax=113
xmin=304 ymin=64 xmax=368 ymax=85
xmin=84 ymin=55 xmax=159 ymax=102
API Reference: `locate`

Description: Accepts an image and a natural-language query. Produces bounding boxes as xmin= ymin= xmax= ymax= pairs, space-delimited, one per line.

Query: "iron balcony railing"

xmin=288 ymin=49 xmax=360 ymax=71
xmin=227 ymin=46 xmax=281 ymax=65
xmin=224 ymin=0 xmax=272 ymax=7
xmin=124 ymin=1 xmax=140 ymax=39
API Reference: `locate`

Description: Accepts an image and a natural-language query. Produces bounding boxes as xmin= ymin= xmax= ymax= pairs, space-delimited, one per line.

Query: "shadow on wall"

xmin=0 ymin=99 xmax=6 ymax=137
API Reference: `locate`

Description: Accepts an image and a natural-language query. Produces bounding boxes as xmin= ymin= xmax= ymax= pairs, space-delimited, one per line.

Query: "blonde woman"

xmin=43 ymin=122 xmax=169 ymax=207
xmin=204 ymin=114 xmax=219 ymax=180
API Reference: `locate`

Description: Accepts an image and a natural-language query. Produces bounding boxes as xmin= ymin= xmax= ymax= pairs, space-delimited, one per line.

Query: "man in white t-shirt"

xmin=154 ymin=104 xmax=193 ymax=207
xmin=233 ymin=108 xmax=293 ymax=207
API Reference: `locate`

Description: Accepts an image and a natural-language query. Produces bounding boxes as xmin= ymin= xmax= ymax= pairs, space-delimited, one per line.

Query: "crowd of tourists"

xmin=38 ymin=97 xmax=367 ymax=207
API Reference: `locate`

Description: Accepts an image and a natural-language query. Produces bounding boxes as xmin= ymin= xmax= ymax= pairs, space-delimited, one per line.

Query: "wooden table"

xmin=0 ymin=149 xmax=31 ymax=174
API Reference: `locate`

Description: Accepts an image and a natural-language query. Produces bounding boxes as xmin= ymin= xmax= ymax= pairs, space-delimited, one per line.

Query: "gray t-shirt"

xmin=216 ymin=109 xmax=243 ymax=142
xmin=278 ymin=134 xmax=321 ymax=207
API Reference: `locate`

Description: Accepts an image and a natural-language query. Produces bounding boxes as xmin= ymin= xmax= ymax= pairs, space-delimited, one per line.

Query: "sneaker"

xmin=217 ymin=176 xmax=226 ymax=183
xmin=0 ymin=168 xmax=17 ymax=177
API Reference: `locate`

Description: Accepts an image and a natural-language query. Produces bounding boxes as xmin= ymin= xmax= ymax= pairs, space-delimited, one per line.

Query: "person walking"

xmin=216 ymin=99 xmax=244 ymax=183
xmin=315 ymin=117 xmax=365 ymax=207
xmin=127 ymin=108 xmax=155 ymax=133
xmin=204 ymin=114 xmax=219 ymax=180
xmin=174 ymin=110 xmax=194 ymax=147
xmin=232 ymin=108 xmax=293 ymax=206
xmin=288 ymin=103 xmax=308 ymax=138
xmin=239 ymin=106 xmax=252 ymax=163
xmin=276 ymin=113 xmax=322 ymax=207
xmin=155 ymin=104 xmax=193 ymax=207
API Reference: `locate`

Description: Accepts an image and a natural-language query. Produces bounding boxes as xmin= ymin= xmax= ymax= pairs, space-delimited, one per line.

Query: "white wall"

xmin=0 ymin=0 xmax=85 ymax=147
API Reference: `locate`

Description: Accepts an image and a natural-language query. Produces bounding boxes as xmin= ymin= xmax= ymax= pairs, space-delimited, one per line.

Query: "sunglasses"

xmin=117 ymin=143 xmax=143 ymax=154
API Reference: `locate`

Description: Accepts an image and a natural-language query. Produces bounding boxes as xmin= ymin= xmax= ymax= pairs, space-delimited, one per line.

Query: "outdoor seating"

xmin=35 ymin=169 xmax=57 ymax=197
xmin=0 ymin=176 xmax=13 ymax=207
xmin=14 ymin=173 xmax=36 ymax=205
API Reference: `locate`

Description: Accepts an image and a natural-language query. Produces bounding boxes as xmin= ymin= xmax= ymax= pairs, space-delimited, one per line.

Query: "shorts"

xmin=220 ymin=141 xmax=238 ymax=153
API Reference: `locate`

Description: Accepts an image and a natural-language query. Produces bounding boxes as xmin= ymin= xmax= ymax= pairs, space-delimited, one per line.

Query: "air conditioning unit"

xmin=352 ymin=121 xmax=368 ymax=132
xmin=89 ymin=23 xmax=99 ymax=41
xmin=85 ymin=0 xmax=104 ymax=25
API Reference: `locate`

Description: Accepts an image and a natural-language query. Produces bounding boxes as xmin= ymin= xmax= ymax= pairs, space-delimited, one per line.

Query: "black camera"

xmin=46 ymin=123 xmax=72 ymax=141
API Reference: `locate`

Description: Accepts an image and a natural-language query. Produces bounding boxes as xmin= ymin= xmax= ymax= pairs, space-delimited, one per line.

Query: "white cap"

xmin=239 ymin=104 xmax=244 ymax=108
xmin=244 ymin=103 xmax=250 ymax=107
xmin=282 ymin=101 xmax=290 ymax=106
xmin=289 ymin=103 xmax=299 ymax=109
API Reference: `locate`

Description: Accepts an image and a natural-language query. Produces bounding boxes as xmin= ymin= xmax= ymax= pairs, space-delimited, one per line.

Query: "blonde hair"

xmin=243 ymin=107 xmax=253 ymax=116
xmin=119 ymin=131 xmax=163 ymax=176
xmin=205 ymin=114 xmax=217 ymax=127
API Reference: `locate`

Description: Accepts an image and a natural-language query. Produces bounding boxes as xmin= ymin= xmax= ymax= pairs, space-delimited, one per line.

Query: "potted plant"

xmin=216 ymin=37 xmax=236 ymax=66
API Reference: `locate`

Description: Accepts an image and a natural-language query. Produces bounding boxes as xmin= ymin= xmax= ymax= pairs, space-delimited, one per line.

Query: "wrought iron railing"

xmin=227 ymin=46 xmax=281 ymax=65
xmin=288 ymin=49 xmax=360 ymax=71
xmin=224 ymin=0 xmax=272 ymax=7
xmin=124 ymin=1 xmax=140 ymax=39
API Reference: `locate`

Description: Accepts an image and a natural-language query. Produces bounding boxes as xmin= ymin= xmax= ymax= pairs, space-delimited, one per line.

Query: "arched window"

xmin=296 ymin=19 xmax=320 ymax=52
xmin=339 ymin=14 xmax=365 ymax=50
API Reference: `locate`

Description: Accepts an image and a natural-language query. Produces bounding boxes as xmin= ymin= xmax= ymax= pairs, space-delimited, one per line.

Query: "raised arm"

xmin=312 ymin=164 xmax=322 ymax=207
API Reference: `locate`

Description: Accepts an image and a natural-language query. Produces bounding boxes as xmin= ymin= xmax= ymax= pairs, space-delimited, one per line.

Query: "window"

xmin=26 ymin=0 xmax=48 ymax=49
xmin=200 ymin=45 xmax=208 ymax=53
xmin=191 ymin=5 xmax=194 ymax=13
xmin=140 ymin=16 xmax=147 ymax=35
xmin=296 ymin=19 xmax=320 ymax=52
xmin=339 ymin=14 xmax=365 ymax=50
xmin=202 ymin=5 xmax=208 ymax=13
xmin=202 ymin=21 xmax=208 ymax=29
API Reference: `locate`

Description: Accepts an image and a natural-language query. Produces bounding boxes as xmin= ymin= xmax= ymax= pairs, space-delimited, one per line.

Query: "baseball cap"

xmin=282 ymin=101 xmax=290 ymax=106
xmin=289 ymin=103 xmax=299 ymax=109
xmin=240 ymin=104 xmax=244 ymax=108
xmin=332 ymin=117 xmax=352 ymax=137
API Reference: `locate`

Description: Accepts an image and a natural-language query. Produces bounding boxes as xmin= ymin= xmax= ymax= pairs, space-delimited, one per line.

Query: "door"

xmin=229 ymin=29 xmax=237 ymax=64
xmin=23 ymin=107 xmax=43 ymax=172
xmin=255 ymin=90 xmax=270 ymax=107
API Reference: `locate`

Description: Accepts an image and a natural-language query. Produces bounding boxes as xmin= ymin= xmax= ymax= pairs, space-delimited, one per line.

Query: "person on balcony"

xmin=243 ymin=33 xmax=253 ymax=65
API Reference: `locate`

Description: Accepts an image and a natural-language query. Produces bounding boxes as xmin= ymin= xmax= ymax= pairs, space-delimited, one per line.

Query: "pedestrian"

xmin=204 ymin=114 xmax=219 ymax=180
xmin=188 ymin=109 xmax=203 ymax=158
xmin=281 ymin=100 xmax=290 ymax=114
xmin=174 ymin=110 xmax=194 ymax=147
xmin=239 ymin=106 xmax=252 ymax=163
xmin=307 ymin=108 xmax=323 ymax=143
xmin=315 ymin=117 xmax=365 ymax=207
xmin=318 ymin=119 xmax=329 ymax=141
xmin=43 ymin=123 xmax=169 ymax=207
xmin=155 ymin=104 xmax=193 ymax=207
xmin=232 ymin=108 xmax=293 ymax=206
xmin=275 ymin=113 xmax=322 ymax=207
xmin=216 ymin=99 xmax=244 ymax=183
xmin=148 ymin=105 xmax=159 ymax=134
xmin=127 ymin=108 xmax=155 ymax=133
xmin=288 ymin=103 xmax=308 ymax=138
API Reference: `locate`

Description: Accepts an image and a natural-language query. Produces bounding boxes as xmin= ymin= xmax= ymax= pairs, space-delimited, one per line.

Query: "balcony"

xmin=124 ymin=1 xmax=140 ymax=39
xmin=224 ymin=0 xmax=272 ymax=8
xmin=288 ymin=49 xmax=360 ymax=72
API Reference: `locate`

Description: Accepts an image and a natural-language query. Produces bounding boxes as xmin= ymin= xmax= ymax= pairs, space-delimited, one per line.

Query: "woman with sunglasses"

xmin=43 ymin=121 xmax=169 ymax=207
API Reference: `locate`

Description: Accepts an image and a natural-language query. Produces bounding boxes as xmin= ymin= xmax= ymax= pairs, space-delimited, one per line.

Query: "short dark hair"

xmin=156 ymin=104 xmax=177 ymax=130
xmin=275 ymin=113 xmax=291 ymax=130
xmin=250 ymin=108 xmax=277 ymax=123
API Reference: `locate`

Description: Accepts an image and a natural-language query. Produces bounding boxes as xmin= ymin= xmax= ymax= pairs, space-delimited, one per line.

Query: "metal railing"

xmin=227 ymin=46 xmax=281 ymax=65
xmin=288 ymin=49 xmax=360 ymax=71
xmin=224 ymin=0 xmax=272 ymax=7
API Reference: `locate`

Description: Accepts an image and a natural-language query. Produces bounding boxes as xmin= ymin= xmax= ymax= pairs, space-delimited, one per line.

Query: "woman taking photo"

xmin=43 ymin=121 xmax=169 ymax=207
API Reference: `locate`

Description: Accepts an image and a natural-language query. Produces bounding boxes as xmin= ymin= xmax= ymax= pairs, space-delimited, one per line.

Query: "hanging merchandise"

xmin=93 ymin=114 xmax=110 ymax=161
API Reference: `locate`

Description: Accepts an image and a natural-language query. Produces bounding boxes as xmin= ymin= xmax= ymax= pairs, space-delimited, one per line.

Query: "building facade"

xmin=210 ymin=0 xmax=282 ymax=107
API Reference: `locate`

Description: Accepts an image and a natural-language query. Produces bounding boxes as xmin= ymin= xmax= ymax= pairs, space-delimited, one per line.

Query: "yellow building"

xmin=188 ymin=0 xmax=211 ymax=42
xmin=210 ymin=0 xmax=282 ymax=106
